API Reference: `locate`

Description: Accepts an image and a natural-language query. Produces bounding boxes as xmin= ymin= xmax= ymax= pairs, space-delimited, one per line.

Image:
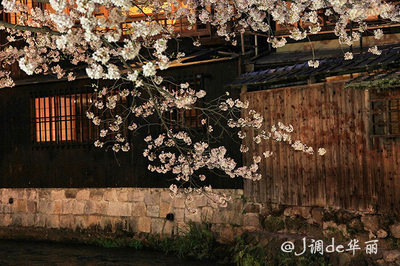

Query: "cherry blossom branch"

xmin=0 ymin=20 xmax=61 ymax=36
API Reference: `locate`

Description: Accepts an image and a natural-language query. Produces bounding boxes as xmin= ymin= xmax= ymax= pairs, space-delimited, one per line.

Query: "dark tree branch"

xmin=0 ymin=20 xmax=61 ymax=36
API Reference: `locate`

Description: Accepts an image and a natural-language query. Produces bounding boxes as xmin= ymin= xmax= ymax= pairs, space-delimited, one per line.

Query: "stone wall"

xmin=0 ymin=188 xmax=258 ymax=243
xmin=244 ymin=203 xmax=400 ymax=264
xmin=1 ymin=188 xmax=400 ymax=263
xmin=248 ymin=203 xmax=400 ymax=242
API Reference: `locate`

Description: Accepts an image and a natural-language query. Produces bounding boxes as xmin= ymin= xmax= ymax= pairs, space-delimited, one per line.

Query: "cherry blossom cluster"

xmin=1 ymin=0 xmax=396 ymax=205
xmin=0 ymin=0 xmax=399 ymax=88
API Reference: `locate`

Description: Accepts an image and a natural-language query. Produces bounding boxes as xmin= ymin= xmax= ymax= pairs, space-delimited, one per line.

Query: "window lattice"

xmin=370 ymin=88 xmax=400 ymax=137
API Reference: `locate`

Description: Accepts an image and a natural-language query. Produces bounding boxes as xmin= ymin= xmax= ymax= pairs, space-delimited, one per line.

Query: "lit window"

xmin=370 ymin=88 xmax=400 ymax=137
xmin=31 ymin=91 xmax=129 ymax=144
xmin=31 ymin=93 xmax=98 ymax=143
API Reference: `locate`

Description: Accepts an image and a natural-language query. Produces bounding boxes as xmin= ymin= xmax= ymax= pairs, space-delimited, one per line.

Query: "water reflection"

xmin=0 ymin=240 xmax=218 ymax=265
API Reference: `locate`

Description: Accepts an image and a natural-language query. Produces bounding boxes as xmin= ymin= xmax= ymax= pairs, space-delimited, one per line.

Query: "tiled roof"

xmin=230 ymin=47 xmax=400 ymax=88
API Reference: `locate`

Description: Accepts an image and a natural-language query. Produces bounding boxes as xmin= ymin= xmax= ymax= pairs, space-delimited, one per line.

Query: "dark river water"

xmin=0 ymin=240 xmax=218 ymax=265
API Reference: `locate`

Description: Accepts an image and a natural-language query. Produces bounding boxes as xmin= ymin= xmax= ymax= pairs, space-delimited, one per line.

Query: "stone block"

xmin=26 ymin=201 xmax=36 ymax=214
xmin=88 ymin=215 xmax=101 ymax=227
xmin=144 ymin=192 xmax=160 ymax=206
xmin=138 ymin=217 xmax=151 ymax=233
xmin=22 ymin=214 xmax=35 ymax=226
xmin=323 ymin=221 xmax=338 ymax=230
xmin=132 ymin=202 xmax=146 ymax=217
xmin=160 ymin=191 xmax=172 ymax=203
xmin=191 ymin=195 xmax=208 ymax=207
xmin=38 ymin=189 xmax=51 ymax=200
xmin=243 ymin=213 xmax=260 ymax=227
xmin=90 ymin=189 xmax=104 ymax=201
xmin=84 ymin=201 xmax=96 ymax=215
xmin=76 ymin=190 xmax=90 ymax=201
xmin=206 ymin=198 xmax=219 ymax=209
xmin=120 ymin=218 xmax=136 ymax=232
xmin=95 ymin=202 xmax=107 ymax=214
xmin=283 ymin=207 xmax=293 ymax=217
xmin=17 ymin=190 xmax=26 ymax=200
xmin=291 ymin=207 xmax=304 ymax=216
xmin=185 ymin=208 xmax=201 ymax=223
xmin=107 ymin=202 xmax=131 ymax=217
xmin=300 ymin=207 xmax=312 ymax=219
xmin=159 ymin=202 xmax=171 ymax=218
xmin=26 ymin=190 xmax=37 ymax=201
xmin=201 ymin=206 xmax=214 ymax=223
xmin=147 ymin=205 xmax=160 ymax=218
xmin=129 ymin=190 xmax=146 ymax=202
xmin=2 ymin=204 xmax=13 ymax=214
xmin=11 ymin=214 xmax=23 ymax=226
xmin=103 ymin=190 xmax=118 ymax=201
xmin=74 ymin=215 xmax=88 ymax=229
xmin=59 ymin=215 xmax=75 ymax=228
xmin=117 ymin=190 xmax=129 ymax=202
xmin=338 ymin=252 xmax=352 ymax=265
xmin=38 ymin=200 xmax=51 ymax=214
xmin=383 ymin=250 xmax=400 ymax=262
xmin=389 ymin=223 xmax=400 ymax=238
xmin=100 ymin=218 xmax=114 ymax=231
xmin=64 ymin=189 xmax=77 ymax=199
xmin=244 ymin=203 xmax=260 ymax=214
xmin=171 ymin=197 xmax=185 ymax=209
xmin=8 ymin=190 xmax=19 ymax=200
xmin=218 ymin=225 xmax=235 ymax=244
xmin=213 ymin=210 xmax=239 ymax=225
xmin=73 ymin=201 xmax=85 ymax=215
xmin=377 ymin=229 xmax=388 ymax=239
xmin=361 ymin=215 xmax=380 ymax=233
xmin=51 ymin=190 xmax=65 ymax=201
xmin=61 ymin=200 xmax=76 ymax=214
xmin=53 ymin=201 xmax=62 ymax=214
xmin=116 ymin=218 xmax=137 ymax=232
xmin=235 ymin=189 xmax=244 ymax=196
xmin=163 ymin=221 xmax=175 ymax=236
xmin=311 ymin=208 xmax=324 ymax=225
xmin=2 ymin=214 xmax=12 ymax=226
xmin=15 ymin=200 xmax=27 ymax=213
xmin=36 ymin=214 xmax=46 ymax=227
xmin=348 ymin=218 xmax=364 ymax=232
xmin=46 ymin=215 xmax=60 ymax=228
xmin=338 ymin=224 xmax=348 ymax=237
xmin=151 ymin=218 xmax=166 ymax=234
xmin=173 ymin=208 xmax=185 ymax=222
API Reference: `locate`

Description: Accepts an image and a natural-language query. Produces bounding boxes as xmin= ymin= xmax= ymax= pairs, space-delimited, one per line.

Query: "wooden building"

xmin=232 ymin=49 xmax=400 ymax=215
xmin=0 ymin=1 xmax=247 ymax=189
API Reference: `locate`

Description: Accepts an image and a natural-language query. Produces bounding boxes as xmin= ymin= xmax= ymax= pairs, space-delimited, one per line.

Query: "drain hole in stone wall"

xmin=166 ymin=213 xmax=174 ymax=221
xmin=8 ymin=198 xmax=13 ymax=204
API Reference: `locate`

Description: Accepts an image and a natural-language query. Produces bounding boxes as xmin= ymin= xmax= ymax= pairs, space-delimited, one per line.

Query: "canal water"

xmin=0 ymin=240 xmax=218 ymax=265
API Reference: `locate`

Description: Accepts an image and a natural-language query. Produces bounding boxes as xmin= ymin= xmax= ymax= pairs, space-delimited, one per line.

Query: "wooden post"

xmin=241 ymin=31 xmax=245 ymax=55
xmin=255 ymin=35 xmax=258 ymax=56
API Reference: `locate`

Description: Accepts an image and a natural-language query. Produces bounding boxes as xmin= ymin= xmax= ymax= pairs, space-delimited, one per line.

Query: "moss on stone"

xmin=261 ymin=216 xmax=284 ymax=232
xmin=285 ymin=216 xmax=307 ymax=232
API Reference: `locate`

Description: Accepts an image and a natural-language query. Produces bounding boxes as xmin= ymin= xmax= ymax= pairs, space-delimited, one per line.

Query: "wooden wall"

xmin=242 ymin=81 xmax=400 ymax=215
xmin=0 ymin=58 xmax=242 ymax=189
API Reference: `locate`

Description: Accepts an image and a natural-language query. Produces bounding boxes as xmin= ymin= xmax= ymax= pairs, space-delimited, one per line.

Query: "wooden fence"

xmin=241 ymin=81 xmax=400 ymax=214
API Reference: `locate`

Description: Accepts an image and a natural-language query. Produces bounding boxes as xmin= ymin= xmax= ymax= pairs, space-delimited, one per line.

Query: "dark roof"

xmin=230 ymin=47 xmax=400 ymax=88
xmin=12 ymin=47 xmax=236 ymax=87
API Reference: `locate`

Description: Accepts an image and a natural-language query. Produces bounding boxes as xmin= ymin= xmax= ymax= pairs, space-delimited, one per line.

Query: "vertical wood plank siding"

xmin=242 ymin=81 xmax=400 ymax=214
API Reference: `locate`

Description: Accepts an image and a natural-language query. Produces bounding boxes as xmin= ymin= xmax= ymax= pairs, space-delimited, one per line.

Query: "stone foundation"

xmin=244 ymin=203 xmax=400 ymax=264
xmin=0 ymin=188 xmax=399 ymax=264
xmin=0 ymin=188 xmax=256 ymax=243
